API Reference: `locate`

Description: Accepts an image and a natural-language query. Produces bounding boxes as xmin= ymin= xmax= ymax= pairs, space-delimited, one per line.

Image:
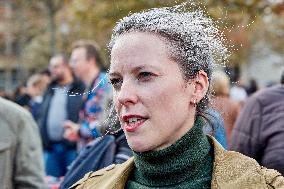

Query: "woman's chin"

xmin=128 ymin=140 xmax=153 ymax=153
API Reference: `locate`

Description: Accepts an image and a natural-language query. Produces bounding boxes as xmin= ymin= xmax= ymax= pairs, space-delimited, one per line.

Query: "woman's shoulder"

xmin=210 ymin=136 xmax=284 ymax=188
xmin=69 ymin=137 xmax=284 ymax=189
xmin=69 ymin=158 xmax=134 ymax=189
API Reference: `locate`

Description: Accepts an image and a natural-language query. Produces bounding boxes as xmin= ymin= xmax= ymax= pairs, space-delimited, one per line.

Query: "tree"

xmin=2 ymin=0 xmax=284 ymax=72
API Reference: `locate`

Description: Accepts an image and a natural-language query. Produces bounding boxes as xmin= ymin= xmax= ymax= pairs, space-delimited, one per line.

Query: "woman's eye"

xmin=109 ymin=78 xmax=122 ymax=90
xmin=137 ymin=72 xmax=154 ymax=81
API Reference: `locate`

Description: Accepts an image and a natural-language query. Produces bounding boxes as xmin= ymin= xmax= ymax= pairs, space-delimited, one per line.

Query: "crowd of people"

xmin=0 ymin=5 xmax=284 ymax=189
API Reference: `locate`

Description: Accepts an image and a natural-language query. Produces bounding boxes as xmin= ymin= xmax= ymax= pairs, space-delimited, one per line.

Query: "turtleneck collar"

xmin=129 ymin=116 xmax=213 ymax=187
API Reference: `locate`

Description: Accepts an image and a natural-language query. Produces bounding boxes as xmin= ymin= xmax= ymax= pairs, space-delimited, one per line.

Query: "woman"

xmin=210 ymin=70 xmax=240 ymax=144
xmin=70 ymin=6 xmax=284 ymax=189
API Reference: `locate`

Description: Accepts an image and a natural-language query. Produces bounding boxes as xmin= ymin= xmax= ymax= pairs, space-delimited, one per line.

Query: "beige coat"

xmin=70 ymin=136 xmax=284 ymax=189
xmin=0 ymin=98 xmax=46 ymax=189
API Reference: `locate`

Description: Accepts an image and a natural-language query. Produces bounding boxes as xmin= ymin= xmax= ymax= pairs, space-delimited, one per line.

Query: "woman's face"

xmin=109 ymin=32 xmax=199 ymax=152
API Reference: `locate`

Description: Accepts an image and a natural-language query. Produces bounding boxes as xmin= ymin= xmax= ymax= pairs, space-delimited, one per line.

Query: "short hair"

xmin=109 ymin=6 xmax=228 ymax=114
xmin=72 ymin=40 xmax=104 ymax=70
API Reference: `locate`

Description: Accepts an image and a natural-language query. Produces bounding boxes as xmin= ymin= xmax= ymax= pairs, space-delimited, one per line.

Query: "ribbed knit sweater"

xmin=126 ymin=117 xmax=213 ymax=189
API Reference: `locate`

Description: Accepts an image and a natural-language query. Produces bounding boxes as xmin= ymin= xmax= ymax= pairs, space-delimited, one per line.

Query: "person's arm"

xmin=14 ymin=111 xmax=47 ymax=189
xmin=230 ymin=96 xmax=262 ymax=161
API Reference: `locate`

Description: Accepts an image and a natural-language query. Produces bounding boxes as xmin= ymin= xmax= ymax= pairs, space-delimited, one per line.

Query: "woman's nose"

xmin=117 ymin=80 xmax=138 ymax=107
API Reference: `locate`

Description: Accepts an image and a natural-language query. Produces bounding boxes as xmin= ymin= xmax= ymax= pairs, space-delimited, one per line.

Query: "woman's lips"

xmin=122 ymin=115 xmax=148 ymax=132
xmin=125 ymin=119 xmax=147 ymax=132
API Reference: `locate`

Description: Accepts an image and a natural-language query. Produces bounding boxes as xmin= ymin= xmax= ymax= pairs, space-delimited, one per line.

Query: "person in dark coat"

xmin=230 ymin=71 xmax=284 ymax=175
xmin=38 ymin=54 xmax=85 ymax=177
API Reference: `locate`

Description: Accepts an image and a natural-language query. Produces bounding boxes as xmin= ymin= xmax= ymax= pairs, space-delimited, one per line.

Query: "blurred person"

xmin=230 ymin=78 xmax=247 ymax=106
xmin=210 ymin=70 xmax=240 ymax=144
xmin=15 ymin=74 xmax=47 ymax=120
xmin=202 ymin=107 xmax=227 ymax=149
xmin=231 ymin=70 xmax=284 ymax=175
xmin=13 ymin=84 xmax=26 ymax=102
xmin=245 ymin=78 xmax=258 ymax=96
xmin=0 ymin=97 xmax=46 ymax=189
xmin=39 ymin=69 xmax=52 ymax=91
xmin=27 ymin=73 xmax=50 ymax=121
xmin=64 ymin=40 xmax=112 ymax=147
xmin=38 ymin=54 xmax=85 ymax=177
xmin=70 ymin=6 xmax=284 ymax=189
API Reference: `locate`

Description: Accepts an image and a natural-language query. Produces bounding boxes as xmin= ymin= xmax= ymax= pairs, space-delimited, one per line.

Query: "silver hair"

xmin=109 ymin=5 xmax=228 ymax=113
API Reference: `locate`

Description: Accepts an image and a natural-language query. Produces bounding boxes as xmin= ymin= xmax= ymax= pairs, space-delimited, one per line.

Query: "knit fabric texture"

xmin=126 ymin=116 xmax=214 ymax=189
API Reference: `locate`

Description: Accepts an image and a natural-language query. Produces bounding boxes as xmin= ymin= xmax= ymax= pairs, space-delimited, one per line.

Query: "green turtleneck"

xmin=126 ymin=116 xmax=213 ymax=189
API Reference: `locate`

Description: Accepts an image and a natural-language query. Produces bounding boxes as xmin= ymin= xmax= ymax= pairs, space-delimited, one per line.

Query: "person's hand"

xmin=63 ymin=120 xmax=80 ymax=142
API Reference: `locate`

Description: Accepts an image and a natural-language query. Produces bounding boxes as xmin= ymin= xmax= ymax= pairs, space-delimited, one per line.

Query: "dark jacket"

xmin=60 ymin=131 xmax=132 ymax=189
xmin=38 ymin=79 xmax=85 ymax=150
xmin=230 ymin=85 xmax=284 ymax=175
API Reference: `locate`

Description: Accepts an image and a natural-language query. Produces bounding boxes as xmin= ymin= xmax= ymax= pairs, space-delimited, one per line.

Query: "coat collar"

xmin=70 ymin=135 xmax=279 ymax=189
xmin=98 ymin=136 xmax=225 ymax=189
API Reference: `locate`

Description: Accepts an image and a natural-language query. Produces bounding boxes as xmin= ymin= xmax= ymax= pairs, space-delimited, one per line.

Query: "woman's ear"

xmin=190 ymin=70 xmax=209 ymax=105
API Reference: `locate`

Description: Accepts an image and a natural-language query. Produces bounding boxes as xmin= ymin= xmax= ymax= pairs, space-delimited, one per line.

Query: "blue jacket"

xmin=202 ymin=108 xmax=228 ymax=149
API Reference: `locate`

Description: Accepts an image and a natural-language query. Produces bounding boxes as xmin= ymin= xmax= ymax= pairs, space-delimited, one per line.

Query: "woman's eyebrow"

xmin=108 ymin=65 xmax=160 ymax=77
xmin=132 ymin=65 xmax=159 ymax=73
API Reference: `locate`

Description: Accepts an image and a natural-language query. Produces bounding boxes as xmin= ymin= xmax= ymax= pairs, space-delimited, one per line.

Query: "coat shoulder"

xmin=260 ymin=166 xmax=284 ymax=188
xmin=69 ymin=164 xmax=116 ymax=189
xmin=209 ymin=136 xmax=284 ymax=188
xmin=69 ymin=158 xmax=134 ymax=189
xmin=214 ymin=150 xmax=284 ymax=188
